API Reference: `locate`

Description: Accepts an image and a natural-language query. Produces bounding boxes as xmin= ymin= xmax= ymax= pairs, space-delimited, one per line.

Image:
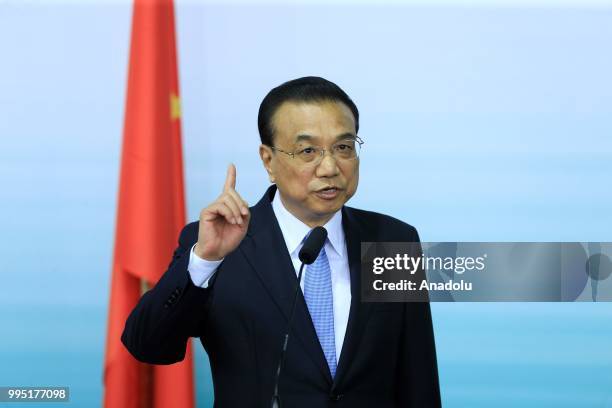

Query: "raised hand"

xmin=194 ymin=164 xmax=250 ymax=261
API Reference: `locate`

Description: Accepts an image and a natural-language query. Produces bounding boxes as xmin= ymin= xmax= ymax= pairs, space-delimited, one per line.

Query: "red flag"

xmin=104 ymin=0 xmax=194 ymax=407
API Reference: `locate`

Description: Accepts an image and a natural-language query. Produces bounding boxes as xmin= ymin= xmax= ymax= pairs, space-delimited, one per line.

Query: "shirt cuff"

xmin=187 ymin=244 xmax=223 ymax=288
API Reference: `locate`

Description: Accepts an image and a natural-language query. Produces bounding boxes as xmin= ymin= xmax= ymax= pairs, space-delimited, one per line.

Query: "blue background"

xmin=0 ymin=1 xmax=611 ymax=406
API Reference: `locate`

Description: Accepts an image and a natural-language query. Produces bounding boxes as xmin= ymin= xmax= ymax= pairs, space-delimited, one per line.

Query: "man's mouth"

xmin=315 ymin=186 xmax=342 ymax=200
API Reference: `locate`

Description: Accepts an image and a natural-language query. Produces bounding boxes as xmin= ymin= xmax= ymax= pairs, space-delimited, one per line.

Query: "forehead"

xmin=271 ymin=100 xmax=356 ymax=145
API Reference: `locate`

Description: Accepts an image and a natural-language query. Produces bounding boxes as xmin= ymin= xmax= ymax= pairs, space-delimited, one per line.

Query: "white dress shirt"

xmin=187 ymin=192 xmax=352 ymax=362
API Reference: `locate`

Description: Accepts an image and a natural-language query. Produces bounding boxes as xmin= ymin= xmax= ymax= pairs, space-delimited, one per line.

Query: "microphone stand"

xmin=271 ymin=262 xmax=307 ymax=408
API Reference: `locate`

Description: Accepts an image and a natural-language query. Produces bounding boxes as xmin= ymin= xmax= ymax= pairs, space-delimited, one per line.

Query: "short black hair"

xmin=257 ymin=76 xmax=359 ymax=146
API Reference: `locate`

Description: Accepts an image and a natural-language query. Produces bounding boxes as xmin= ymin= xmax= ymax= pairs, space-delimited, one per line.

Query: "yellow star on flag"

xmin=170 ymin=93 xmax=181 ymax=121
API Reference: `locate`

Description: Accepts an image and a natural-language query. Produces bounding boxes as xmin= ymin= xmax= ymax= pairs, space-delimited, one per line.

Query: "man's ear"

xmin=259 ymin=144 xmax=276 ymax=183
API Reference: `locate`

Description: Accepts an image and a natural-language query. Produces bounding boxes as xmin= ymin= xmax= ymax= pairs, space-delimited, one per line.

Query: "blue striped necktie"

xmin=303 ymin=242 xmax=337 ymax=378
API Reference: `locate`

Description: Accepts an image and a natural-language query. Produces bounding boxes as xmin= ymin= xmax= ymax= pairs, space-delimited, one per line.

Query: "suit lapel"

xmin=332 ymin=206 xmax=373 ymax=390
xmin=239 ymin=185 xmax=333 ymax=384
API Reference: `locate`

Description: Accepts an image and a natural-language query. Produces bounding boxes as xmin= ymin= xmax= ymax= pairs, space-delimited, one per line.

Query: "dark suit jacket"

xmin=122 ymin=185 xmax=441 ymax=407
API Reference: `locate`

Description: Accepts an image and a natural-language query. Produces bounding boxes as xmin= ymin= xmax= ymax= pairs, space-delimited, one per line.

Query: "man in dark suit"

xmin=122 ymin=77 xmax=441 ymax=407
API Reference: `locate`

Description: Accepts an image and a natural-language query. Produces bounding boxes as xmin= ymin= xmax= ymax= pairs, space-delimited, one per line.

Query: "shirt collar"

xmin=271 ymin=188 xmax=345 ymax=258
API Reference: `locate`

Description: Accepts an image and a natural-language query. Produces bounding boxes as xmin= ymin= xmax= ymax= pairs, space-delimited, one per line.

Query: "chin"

xmin=315 ymin=199 xmax=344 ymax=214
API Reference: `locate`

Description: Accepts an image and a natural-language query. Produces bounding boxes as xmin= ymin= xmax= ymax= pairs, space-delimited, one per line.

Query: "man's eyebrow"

xmin=294 ymin=134 xmax=314 ymax=143
xmin=334 ymin=132 xmax=357 ymax=141
xmin=294 ymin=132 xmax=357 ymax=143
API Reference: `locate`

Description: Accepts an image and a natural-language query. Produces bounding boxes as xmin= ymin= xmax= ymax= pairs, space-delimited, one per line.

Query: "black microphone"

xmin=271 ymin=226 xmax=327 ymax=408
xmin=299 ymin=226 xmax=328 ymax=264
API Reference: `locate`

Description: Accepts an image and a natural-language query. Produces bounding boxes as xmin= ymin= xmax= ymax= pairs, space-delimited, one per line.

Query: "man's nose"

xmin=315 ymin=150 xmax=340 ymax=177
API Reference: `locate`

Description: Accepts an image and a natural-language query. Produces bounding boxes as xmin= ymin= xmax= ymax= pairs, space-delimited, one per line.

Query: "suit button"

xmin=329 ymin=393 xmax=343 ymax=401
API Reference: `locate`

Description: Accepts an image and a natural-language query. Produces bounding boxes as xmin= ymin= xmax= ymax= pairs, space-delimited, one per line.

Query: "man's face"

xmin=259 ymin=100 xmax=360 ymax=227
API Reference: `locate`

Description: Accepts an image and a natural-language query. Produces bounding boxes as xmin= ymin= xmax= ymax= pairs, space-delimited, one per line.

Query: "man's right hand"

xmin=194 ymin=164 xmax=250 ymax=261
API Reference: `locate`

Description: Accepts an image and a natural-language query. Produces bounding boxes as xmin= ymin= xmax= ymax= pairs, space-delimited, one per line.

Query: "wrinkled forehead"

xmin=271 ymin=100 xmax=357 ymax=146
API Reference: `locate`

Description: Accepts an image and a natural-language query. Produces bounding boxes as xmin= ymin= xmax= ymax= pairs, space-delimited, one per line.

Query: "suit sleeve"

xmin=396 ymin=227 xmax=442 ymax=407
xmin=121 ymin=223 xmax=215 ymax=365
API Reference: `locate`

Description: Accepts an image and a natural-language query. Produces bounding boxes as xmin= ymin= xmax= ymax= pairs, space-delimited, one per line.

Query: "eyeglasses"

xmin=270 ymin=136 xmax=364 ymax=166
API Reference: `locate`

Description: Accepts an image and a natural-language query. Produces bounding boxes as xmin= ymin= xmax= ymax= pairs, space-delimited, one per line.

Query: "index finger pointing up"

xmin=224 ymin=163 xmax=237 ymax=192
